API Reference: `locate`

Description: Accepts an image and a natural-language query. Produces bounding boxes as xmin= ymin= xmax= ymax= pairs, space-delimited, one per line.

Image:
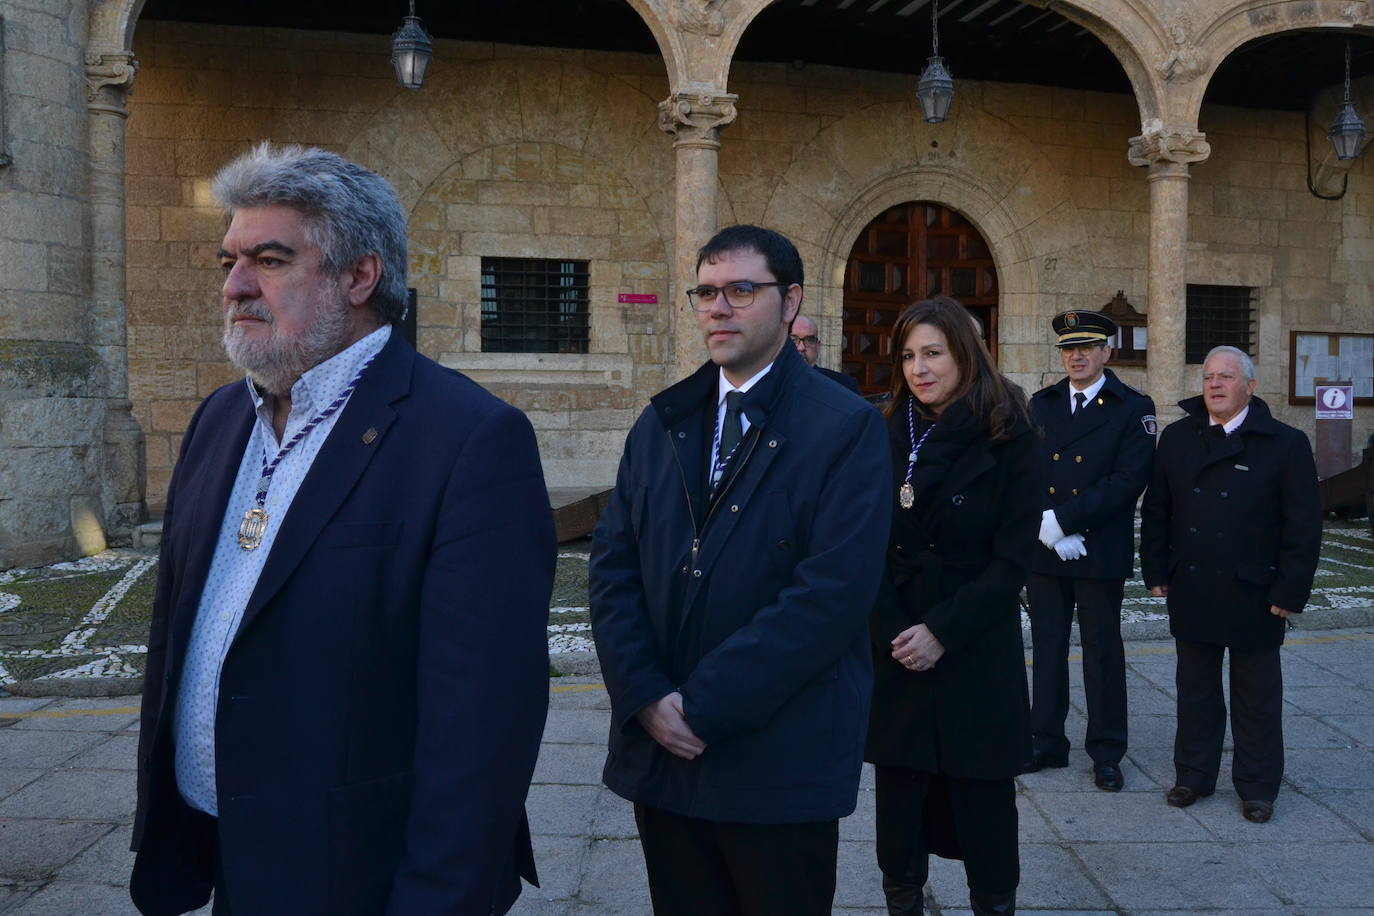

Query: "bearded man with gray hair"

xmin=130 ymin=144 xmax=555 ymax=914
xmin=1140 ymin=346 xmax=1320 ymax=824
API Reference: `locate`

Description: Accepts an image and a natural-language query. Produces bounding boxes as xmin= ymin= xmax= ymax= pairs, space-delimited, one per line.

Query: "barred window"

xmin=1185 ymin=284 xmax=1254 ymax=364
xmin=480 ymin=258 xmax=590 ymax=354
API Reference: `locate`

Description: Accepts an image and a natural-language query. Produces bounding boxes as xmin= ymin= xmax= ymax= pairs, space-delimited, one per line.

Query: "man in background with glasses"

xmin=791 ymin=313 xmax=861 ymax=393
xmin=590 ymin=225 xmax=890 ymax=915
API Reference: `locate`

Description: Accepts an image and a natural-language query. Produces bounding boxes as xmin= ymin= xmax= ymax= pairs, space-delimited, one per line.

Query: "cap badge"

xmin=1064 ymin=312 xmax=1079 ymax=328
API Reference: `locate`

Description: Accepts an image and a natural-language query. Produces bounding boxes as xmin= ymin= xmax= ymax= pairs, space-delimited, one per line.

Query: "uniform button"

xmin=692 ymin=569 xmax=702 ymax=578
xmin=1052 ymin=453 xmax=1060 ymax=461
xmin=777 ymin=539 xmax=790 ymax=550
xmin=1075 ymin=455 xmax=1083 ymax=463
xmin=1189 ymin=527 xmax=1197 ymax=534
xmin=730 ymin=504 xmax=739 ymax=512
xmin=1048 ymin=486 xmax=1056 ymax=494
xmin=1071 ymin=488 xmax=1078 ymax=495
xmin=1193 ymin=487 xmax=1201 ymax=494
xmin=680 ymin=565 xmax=688 ymax=573
xmin=768 ymin=440 xmax=778 ymax=448
xmin=1220 ymin=491 xmax=1228 ymax=498
xmin=677 ymin=431 xmax=685 ymax=439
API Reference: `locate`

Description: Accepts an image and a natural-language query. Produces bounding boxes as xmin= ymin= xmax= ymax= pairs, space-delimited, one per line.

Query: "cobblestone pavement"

xmin=0 ymin=630 xmax=1371 ymax=914
xmin=3 ymin=522 xmax=1372 ymax=693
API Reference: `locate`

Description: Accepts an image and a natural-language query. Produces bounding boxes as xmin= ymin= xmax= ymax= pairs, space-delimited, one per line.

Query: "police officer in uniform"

xmin=1024 ymin=310 xmax=1156 ymax=792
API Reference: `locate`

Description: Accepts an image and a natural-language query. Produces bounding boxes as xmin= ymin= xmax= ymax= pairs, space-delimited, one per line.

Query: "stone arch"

xmin=1184 ymin=0 xmax=1374 ymax=125
xmin=721 ymin=0 xmax=1166 ymax=127
xmin=758 ymin=97 xmax=1095 ymax=389
xmin=89 ymin=0 xmax=146 ymax=54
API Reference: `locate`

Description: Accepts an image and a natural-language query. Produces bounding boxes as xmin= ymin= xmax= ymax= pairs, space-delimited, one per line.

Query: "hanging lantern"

xmin=391 ymin=0 xmax=433 ymax=90
xmin=1329 ymin=41 xmax=1366 ymax=161
xmin=916 ymin=0 xmax=954 ymax=124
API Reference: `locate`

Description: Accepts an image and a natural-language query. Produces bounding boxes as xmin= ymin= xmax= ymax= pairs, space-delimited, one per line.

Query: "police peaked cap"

xmin=1051 ymin=310 xmax=1117 ymax=348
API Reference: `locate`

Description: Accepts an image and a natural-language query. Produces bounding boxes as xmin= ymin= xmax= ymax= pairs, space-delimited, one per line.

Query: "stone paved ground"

xmin=3 ymin=521 xmax=1370 ymax=693
xmin=0 ymin=629 xmax=1371 ymax=914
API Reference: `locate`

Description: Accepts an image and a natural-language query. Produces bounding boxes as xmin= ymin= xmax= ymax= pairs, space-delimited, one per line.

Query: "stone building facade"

xmin=3 ymin=0 xmax=1374 ymax=565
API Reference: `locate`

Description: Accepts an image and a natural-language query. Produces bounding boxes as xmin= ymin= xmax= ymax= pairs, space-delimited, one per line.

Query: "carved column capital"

xmin=85 ymin=51 xmax=138 ymax=117
xmin=1127 ymin=125 xmax=1210 ymax=170
xmin=658 ymin=91 xmax=738 ymax=150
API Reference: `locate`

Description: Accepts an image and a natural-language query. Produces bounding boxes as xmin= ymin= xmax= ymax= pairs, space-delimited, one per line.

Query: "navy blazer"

xmin=589 ymin=343 xmax=891 ymax=824
xmin=131 ymin=333 xmax=555 ymax=915
xmin=1029 ymin=369 xmax=1155 ymax=580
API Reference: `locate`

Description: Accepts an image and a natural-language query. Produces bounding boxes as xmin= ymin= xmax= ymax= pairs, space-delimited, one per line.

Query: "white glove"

xmin=1039 ymin=509 xmax=1065 ymax=549
xmin=1054 ymin=534 xmax=1088 ymax=561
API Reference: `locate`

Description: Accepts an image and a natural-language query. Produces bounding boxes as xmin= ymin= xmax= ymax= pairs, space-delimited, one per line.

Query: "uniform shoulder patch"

xmin=1141 ymin=415 xmax=1158 ymax=435
xmin=1123 ymin=381 xmax=1146 ymax=395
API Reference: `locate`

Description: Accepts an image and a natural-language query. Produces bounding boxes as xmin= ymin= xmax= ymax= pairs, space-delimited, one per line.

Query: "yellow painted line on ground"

xmin=0 ymin=705 xmax=138 ymax=720
xmin=551 ymin=683 xmax=606 ymax=694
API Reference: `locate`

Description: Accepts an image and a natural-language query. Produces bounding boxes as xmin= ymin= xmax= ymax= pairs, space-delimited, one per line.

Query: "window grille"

xmin=1185 ymin=284 xmax=1254 ymax=364
xmin=480 ymin=258 xmax=590 ymax=354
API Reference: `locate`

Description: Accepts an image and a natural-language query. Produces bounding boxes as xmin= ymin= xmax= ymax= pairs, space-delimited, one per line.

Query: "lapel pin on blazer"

xmin=362 ymin=427 xmax=379 ymax=445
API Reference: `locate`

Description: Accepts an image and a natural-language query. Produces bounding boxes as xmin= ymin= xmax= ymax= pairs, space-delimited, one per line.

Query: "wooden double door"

xmin=841 ymin=202 xmax=999 ymax=394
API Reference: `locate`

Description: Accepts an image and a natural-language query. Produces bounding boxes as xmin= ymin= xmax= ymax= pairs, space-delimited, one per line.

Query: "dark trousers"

xmin=1027 ymin=574 xmax=1128 ymax=763
xmin=633 ymin=804 xmax=838 ymax=916
xmin=184 ymin=809 xmax=233 ymax=915
xmin=873 ymin=767 xmax=1018 ymax=895
xmin=1174 ymin=638 xmax=1284 ymax=802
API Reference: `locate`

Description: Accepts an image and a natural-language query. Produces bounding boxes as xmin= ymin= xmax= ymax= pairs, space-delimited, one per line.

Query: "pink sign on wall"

xmin=617 ymin=294 xmax=659 ymax=304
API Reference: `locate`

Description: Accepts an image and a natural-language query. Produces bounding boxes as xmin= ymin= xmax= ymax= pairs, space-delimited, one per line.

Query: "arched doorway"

xmin=841 ymin=202 xmax=998 ymax=393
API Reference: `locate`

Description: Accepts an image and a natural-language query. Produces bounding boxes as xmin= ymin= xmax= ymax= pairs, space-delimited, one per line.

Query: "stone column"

xmin=86 ymin=50 xmax=146 ymax=545
xmin=658 ymin=89 xmax=737 ymax=380
xmin=1128 ymin=128 xmax=1210 ymax=422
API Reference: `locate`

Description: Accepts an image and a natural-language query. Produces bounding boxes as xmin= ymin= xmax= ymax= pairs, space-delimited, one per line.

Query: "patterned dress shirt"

xmin=173 ymin=325 xmax=391 ymax=815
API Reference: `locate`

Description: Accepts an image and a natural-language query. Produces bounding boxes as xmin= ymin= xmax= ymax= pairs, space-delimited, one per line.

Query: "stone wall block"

xmin=476 ymin=181 xmax=570 ymax=208
xmin=0 ymin=340 xmax=103 ymax=398
xmin=0 ymin=497 xmax=72 ymax=551
xmin=0 ymin=398 xmax=102 ymax=448
xmin=0 ymin=446 xmax=90 ymax=498
xmin=0 ymin=240 xmax=50 ymax=293
xmin=127 ymin=359 xmax=198 ymax=403
xmin=547 ymin=207 xmax=616 ymax=237
xmin=150 ymin=399 xmax=199 ymax=433
xmin=1285 ymin=190 xmax=1341 ymax=223
xmin=445 ymin=204 xmax=533 ymax=235
xmin=1213 ymin=186 xmax=1286 ymax=221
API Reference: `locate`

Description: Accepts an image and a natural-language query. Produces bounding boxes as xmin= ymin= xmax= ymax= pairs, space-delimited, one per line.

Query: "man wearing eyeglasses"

xmin=1024 ymin=310 xmax=1156 ymax=793
xmin=791 ymin=314 xmax=861 ymax=393
xmin=590 ymin=225 xmax=890 ymax=915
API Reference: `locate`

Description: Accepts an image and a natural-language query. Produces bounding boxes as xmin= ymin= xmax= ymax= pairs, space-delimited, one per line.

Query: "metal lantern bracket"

xmin=916 ymin=0 xmax=955 ymax=124
xmin=391 ymin=0 xmax=434 ymax=90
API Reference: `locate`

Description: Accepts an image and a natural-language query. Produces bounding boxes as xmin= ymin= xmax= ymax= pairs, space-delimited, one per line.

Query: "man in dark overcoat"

xmin=1025 ymin=310 xmax=1155 ymax=792
xmin=130 ymin=145 xmax=554 ymax=914
xmin=589 ymin=225 xmax=891 ymax=915
xmin=1140 ymin=346 xmax=1321 ymax=823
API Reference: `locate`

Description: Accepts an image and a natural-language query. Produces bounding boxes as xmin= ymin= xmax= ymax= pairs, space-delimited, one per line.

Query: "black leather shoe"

xmin=1093 ymin=761 xmax=1124 ymax=792
xmin=1023 ymin=747 xmax=1069 ymax=773
xmin=882 ymin=876 xmax=925 ymax=915
xmin=970 ymin=890 xmax=1016 ymax=915
xmin=1242 ymin=800 xmax=1274 ymax=823
xmin=1166 ymin=785 xmax=1204 ymax=807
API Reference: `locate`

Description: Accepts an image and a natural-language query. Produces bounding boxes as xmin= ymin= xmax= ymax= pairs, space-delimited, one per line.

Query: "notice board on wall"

xmin=1289 ymin=331 xmax=1374 ymax=405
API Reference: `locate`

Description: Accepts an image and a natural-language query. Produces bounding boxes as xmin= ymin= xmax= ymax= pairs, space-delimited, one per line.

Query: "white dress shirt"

xmin=1069 ymin=373 xmax=1107 ymax=414
xmin=712 ymin=363 xmax=773 ymax=473
xmin=174 ymin=325 xmax=391 ymax=815
xmin=1210 ymin=403 xmax=1250 ymax=435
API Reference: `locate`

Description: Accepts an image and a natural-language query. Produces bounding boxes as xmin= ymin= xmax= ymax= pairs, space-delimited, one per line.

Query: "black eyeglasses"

xmin=790 ymin=335 xmax=820 ymax=348
xmin=685 ymin=281 xmax=790 ymax=311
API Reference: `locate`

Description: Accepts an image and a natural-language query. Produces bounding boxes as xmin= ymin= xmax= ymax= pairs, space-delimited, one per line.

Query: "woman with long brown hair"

xmin=865 ymin=296 xmax=1040 ymax=915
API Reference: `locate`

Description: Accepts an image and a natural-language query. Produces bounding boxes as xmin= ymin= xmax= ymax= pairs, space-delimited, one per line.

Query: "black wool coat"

xmin=1029 ymin=369 xmax=1155 ymax=580
xmin=590 ymin=343 xmax=892 ymax=824
xmin=865 ymin=398 xmax=1039 ymax=780
xmin=1139 ymin=396 xmax=1322 ymax=651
